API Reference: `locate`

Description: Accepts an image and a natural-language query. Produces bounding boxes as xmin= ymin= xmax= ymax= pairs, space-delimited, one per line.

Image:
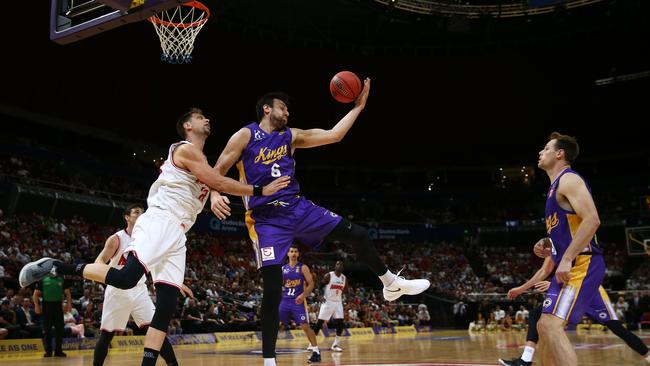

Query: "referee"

xmin=33 ymin=271 xmax=71 ymax=357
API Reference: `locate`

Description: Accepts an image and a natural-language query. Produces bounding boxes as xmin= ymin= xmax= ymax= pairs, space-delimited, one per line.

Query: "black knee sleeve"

xmin=326 ymin=219 xmax=387 ymax=275
xmin=313 ymin=319 xmax=325 ymax=335
xmin=526 ymin=306 xmax=542 ymax=344
xmin=261 ymin=265 xmax=283 ymax=359
xmin=93 ymin=330 xmax=114 ymax=366
xmin=105 ymin=254 xmax=146 ymax=290
xmin=334 ymin=318 xmax=345 ymax=336
xmin=150 ymin=283 xmax=179 ymax=332
xmin=605 ymin=320 xmax=649 ymax=356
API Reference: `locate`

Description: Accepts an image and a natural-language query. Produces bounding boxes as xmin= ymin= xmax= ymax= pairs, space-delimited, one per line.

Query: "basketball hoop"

xmin=148 ymin=1 xmax=210 ymax=64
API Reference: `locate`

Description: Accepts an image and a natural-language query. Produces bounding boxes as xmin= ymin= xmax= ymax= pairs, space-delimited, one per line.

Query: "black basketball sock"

xmin=141 ymin=347 xmax=159 ymax=366
xmin=54 ymin=261 xmax=86 ymax=277
xmin=93 ymin=330 xmax=114 ymax=366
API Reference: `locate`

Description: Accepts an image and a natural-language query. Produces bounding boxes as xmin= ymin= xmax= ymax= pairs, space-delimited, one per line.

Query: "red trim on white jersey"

xmin=170 ymin=141 xmax=192 ymax=173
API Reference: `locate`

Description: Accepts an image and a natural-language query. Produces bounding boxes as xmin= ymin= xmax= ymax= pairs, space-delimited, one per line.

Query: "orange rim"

xmin=148 ymin=1 xmax=210 ymax=29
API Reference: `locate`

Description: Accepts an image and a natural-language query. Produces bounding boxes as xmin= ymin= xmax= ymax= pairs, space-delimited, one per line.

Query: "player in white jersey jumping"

xmin=313 ymin=261 xmax=347 ymax=352
xmin=92 ymin=203 xmax=184 ymax=366
xmin=19 ymin=108 xmax=290 ymax=366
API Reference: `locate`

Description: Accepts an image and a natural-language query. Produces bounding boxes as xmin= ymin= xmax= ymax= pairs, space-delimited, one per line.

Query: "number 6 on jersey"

xmin=271 ymin=163 xmax=281 ymax=177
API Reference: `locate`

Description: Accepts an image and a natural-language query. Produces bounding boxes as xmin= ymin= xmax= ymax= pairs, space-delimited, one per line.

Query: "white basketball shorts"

xmin=124 ymin=208 xmax=187 ymax=289
xmin=101 ymin=283 xmax=154 ymax=332
xmin=318 ymin=301 xmax=344 ymax=320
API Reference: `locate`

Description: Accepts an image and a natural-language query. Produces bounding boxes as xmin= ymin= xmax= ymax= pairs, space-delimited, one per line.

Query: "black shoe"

xmin=498 ymin=358 xmax=531 ymax=366
xmin=307 ymin=351 xmax=321 ymax=363
xmin=43 ymin=352 xmax=52 ymax=358
xmin=54 ymin=351 xmax=67 ymax=357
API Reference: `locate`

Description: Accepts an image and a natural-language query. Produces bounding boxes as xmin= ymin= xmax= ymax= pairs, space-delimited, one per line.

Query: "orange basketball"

xmin=330 ymin=71 xmax=362 ymax=103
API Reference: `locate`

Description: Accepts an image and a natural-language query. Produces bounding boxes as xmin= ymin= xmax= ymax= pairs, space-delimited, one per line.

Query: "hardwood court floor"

xmin=2 ymin=329 xmax=649 ymax=365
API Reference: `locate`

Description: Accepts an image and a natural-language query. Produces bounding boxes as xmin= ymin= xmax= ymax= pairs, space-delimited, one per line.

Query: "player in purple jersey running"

xmin=279 ymin=245 xmax=321 ymax=363
xmin=209 ymin=79 xmax=430 ymax=366
xmin=499 ymin=255 xmax=650 ymax=366
xmin=536 ymin=132 xmax=605 ymax=366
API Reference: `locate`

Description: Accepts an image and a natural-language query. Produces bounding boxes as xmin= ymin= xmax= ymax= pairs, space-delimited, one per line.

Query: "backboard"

xmin=626 ymin=226 xmax=650 ymax=256
xmin=50 ymin=0 xmax=185 ymax=45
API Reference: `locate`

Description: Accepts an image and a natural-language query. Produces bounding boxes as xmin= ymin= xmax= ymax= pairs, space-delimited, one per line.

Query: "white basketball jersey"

xmin=147 ymin=141 xmax=210 ymax=232
xmin=324 ymin=271 xmax=346 ymax=302
xmin=109 ymin=229 xmax=146 ymax=285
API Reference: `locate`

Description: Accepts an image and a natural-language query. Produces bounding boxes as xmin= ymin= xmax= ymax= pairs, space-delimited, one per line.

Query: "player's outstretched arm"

xmin=209 ymin=128 xmax=250 ymax=219
xmin=507 ymin=256 xmax=555 ymax=299
xmin=94 ymin=234 xmax=119 ymax=264
xmin=292 ymin=78 xmax=371 ymax=149
xmin=174 ymin=143 xmax=290 ymax=198
xmin=555 ymin=173 xmax=601 ymax=284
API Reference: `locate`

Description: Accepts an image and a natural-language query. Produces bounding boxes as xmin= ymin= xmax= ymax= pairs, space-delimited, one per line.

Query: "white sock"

xmin=645 ymin=353 xmax=650 ymax=363
xmin=333 ymin=335 xmax=340 ymax=345
xmin=264 ymin=358 xmax=276 ymax=366
xmin=379 ymin=269 xmax=397 ymax=287
xmin=313 ymin=346 xmax=320 ymax=354
xmin=521 ymin=346 xmax=535 ymax=362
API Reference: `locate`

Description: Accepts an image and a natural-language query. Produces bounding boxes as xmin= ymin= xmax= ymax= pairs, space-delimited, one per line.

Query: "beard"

xmin=270 ymin=114 xmax=287 ymax=129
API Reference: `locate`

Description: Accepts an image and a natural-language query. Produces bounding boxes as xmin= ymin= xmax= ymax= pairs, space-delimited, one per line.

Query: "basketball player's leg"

xmin=246 ymin=211 xmax=294 ymax=366
xmin=292 ymin=198 xmax=430 ymax=300
xmin=291 ymin=302 xmax=321 ymax=363
xmin=140 ymin=282 xmax=180 ymax=366
xmin=605 ymin=320 xmax=650 ymax=357
xmin=536 ymin=334 xmax=556 ymax=366
xmin=141 ymin=232 xmax=186 ymax=365
xmin=314 ymin=302 xmax=335 ymax=336
xmin=313 ymin=319 xmax=326 ymax=335
xmin=301 ymin=322 xmax=318 ymax=349
xmin=93 ymin=330 xmax=115 ymax=366
xmin=293 ymin=302 xmax=320 ymax=353
xmin=20 ymin=211 xmax=170 ymax=289
xmin=260 ymin=265 xmax=283 ymax=365
xmin=130 ymin=284 xmax=179 ymax=366
xmin=499 ymin=306 xmax=541 ymax=366
xmin=586 ymin=287 xmax=650 ymax=359
xmin=330 ymin=302 xmax=345 ymax=351
xmin=278 ymin=300 xmax=292 ymax=332
xmin=539 ymin=255 xmax=604 ymax=366
xmin=326 ymin=218 xmax=430 ymax=299
xmin=95 ymin=286 xmax=132 ymax=366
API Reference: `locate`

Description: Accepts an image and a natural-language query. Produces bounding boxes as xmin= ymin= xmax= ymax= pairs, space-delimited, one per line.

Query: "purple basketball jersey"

xmin=545 ymin=168 xmax=602 ymax=262
xmin=282 ymin=262 xmax=305 ymax=300
xmin=238 ymin=124 xmax=342 ymax=269
xmin=542 ymin=168 xmax=606 ymax=323
xmin=236 ymin=123 xmax=300 ymax=210
xmin=279 ymin=262 xmax=309 ymax=325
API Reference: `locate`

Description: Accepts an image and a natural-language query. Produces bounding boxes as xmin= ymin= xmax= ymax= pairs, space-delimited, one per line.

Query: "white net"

xmin=149 ymin=1 xmax=209 ymax=64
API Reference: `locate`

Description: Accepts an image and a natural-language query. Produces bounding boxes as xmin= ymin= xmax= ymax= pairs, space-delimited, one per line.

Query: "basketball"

xmin=330 ymin=71 xmax=362 ymax=103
